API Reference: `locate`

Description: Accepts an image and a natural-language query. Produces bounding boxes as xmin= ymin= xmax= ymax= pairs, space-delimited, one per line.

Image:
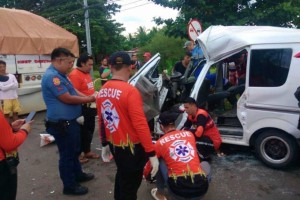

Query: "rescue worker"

xmin=183 ymin=97 xmax=222 ymax=159
xmin=41 ymin=48 xmax=96 ymax=196
xmin=96 ymin=51 xmax=159 ymax=200
xmin=69 ymin=53 xmax=99 ymax=164
xmin=0 ymin=75 xmax=32 ymax=200
xmin=151 ymin=110 xmax=210 ymax=200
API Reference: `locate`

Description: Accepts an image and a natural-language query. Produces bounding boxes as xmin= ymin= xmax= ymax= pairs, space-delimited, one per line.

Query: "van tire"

xmin=255 ymin=130 xmax=298 ymax=169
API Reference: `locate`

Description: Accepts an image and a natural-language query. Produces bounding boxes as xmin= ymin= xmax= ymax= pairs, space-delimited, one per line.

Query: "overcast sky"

xmin=111 ymin=0 xmax=179 ymax=35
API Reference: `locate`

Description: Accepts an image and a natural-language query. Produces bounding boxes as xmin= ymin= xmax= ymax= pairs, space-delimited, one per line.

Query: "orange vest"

xmin=188 ymin=109 xmax=222 ymax=150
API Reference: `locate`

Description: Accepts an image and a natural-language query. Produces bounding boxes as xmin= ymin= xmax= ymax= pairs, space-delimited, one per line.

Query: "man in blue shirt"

xmin=41 ymin=48 xmax=96 ymax=196
xmin=183 ymin=40 xmax=204 ymax=68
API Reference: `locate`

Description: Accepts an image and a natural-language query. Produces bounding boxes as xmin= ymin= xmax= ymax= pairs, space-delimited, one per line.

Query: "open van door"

xmin=128 ymin=53 xmax=168 ymax=121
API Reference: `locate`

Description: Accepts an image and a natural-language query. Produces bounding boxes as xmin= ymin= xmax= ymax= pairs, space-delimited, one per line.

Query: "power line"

xmin=49 ymin=1 xmax=153 ymax=20
xmin=121 ymin=2 xmax=152 ymax=11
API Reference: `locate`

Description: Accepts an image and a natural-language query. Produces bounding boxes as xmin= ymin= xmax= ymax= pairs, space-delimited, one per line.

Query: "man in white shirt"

xmin=0 ymin=60 xmax=21 ymax=122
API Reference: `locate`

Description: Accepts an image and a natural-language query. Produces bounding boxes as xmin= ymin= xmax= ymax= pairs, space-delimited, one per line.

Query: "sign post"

xmin=187 ymin=19 xmax=202 ymax=41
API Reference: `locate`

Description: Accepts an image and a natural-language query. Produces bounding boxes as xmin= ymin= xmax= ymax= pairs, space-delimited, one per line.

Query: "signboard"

xmin=187 ymin=19 xmax=202 ymax=41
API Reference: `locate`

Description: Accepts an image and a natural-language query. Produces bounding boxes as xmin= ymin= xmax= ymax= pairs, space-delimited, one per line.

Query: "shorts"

xmin=3 ymin=99 xmax=21 ymax=114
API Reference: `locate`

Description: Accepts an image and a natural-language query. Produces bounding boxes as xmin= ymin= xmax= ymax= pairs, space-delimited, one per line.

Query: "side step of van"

xmin=218 ymin=126 xmax=243 ymax=137
xmin=217 ymin=116 xmax=242 ymax=127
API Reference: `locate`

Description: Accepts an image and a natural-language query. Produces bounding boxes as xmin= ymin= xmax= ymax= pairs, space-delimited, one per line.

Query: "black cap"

xmin=109 ymin=51 xmax=131 ymax=66
xmin=183 ymin=97 xmax=197 ymax=105
xmin=158 ymin=110 xmax=179 ymax=126
xmin=0 ymin=75 xmax=9 ymax=82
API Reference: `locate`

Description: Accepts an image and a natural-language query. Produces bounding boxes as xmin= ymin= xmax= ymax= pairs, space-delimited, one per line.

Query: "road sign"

xmin=187 ymin=19 xmax=202 ymax=41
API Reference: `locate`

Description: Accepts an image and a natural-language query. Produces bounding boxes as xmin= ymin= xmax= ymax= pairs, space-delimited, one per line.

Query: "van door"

xmin=245 ymin=45 xmax=299 ymax=134
xmin=129 ymin=53 xmax=166 ymax=121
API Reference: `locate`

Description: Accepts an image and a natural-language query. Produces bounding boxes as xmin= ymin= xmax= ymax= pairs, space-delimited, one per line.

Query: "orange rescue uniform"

xmin=0 ymin=112 xmax=27 ymax=161
xmin=155 ymin=129 xmax=206 ymax=178
xmin=96 ymin=80 xmax=155 ymax=156
xmin=186 ymin=109 xmax=222 ymax=150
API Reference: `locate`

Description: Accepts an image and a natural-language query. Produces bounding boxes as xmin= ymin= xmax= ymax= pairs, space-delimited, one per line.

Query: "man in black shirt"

xmin=173 ymin=51 xmax=192 ymax=76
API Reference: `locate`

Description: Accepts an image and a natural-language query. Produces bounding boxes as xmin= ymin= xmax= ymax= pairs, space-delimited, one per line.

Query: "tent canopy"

xmin=197 ymin=25 xmax=300 ymax=62
xmin=0 ymin=8 xmax=79 ymax=56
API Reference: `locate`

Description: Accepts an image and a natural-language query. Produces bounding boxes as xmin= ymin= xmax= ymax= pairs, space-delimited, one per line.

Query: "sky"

xmin=111 ymin=0 xmax=179 ymax=35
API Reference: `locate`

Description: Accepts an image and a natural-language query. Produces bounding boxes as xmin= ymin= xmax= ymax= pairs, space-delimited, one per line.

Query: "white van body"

xmin=130 ymin=26 xmax=300 ymax=169
xmin=193 ymin=26 xmax=300 ymax=168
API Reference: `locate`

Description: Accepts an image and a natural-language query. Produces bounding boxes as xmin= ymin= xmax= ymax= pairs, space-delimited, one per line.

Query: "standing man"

xmin=151 ymin=110 xmax=210 ymax=200
xmin=0 ymin=75 xmax=32 ymax=200
xmin=183 ymin=40 xmax=205 ymax=78
xmin=142 ymin=52 xmax=152 ymax=66
xmin=0 ymin=60 xmax=21 ymax=122
xmin=96 ymin=51 xmax=159 ymax=200
xmin=131 ymin=53 xmax=141 ymax=70
xmin=183 ymin=97 xmax=222 ymax=159
xmin=41 ymin=48 xmax=95 ymax=196
xmin=69 ymin=53 xmax=99 ymax=164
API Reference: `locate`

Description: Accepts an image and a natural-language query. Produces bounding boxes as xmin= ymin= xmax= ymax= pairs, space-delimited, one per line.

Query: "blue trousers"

xmin=47 ymin=120 xmax=82 ymax=188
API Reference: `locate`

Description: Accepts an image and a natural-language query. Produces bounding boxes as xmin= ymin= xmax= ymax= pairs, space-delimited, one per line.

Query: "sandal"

xmin=84 ymin=152 xmax=100 ymax=159
xmin=79 ymin=156 xmax=89 ymax=164
xmin=151 ymin=188 xmax=167 ymax=200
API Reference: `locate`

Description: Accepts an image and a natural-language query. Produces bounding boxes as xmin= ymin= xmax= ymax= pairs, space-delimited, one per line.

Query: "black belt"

xmin=82 ymin=103 xmax=92 ymax=108
xmin=45 ymin=118 xmax=76 ymax=127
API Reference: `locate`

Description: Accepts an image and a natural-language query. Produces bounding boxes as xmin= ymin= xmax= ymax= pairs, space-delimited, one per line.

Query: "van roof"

xmin=197 ymin=26 xmax=300 ymax=62
xmin=0 ymin=8 xmax=79 ymax=56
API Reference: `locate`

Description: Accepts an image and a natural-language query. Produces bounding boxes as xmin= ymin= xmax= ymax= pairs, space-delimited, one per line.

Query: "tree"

xmin=151 ymin=0 xmax=300 ymax=38
xmin=139 ymin=28 xmax=186 ymax=73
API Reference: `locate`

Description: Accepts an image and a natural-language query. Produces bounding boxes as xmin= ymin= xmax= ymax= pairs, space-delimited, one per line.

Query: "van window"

xmin=249 ymin=49 xmax=292 ymax=87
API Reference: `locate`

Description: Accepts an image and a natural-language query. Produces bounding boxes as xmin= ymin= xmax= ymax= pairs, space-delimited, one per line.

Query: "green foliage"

xmin=138 ymin=29 xmax=186 ymax=73
xmin=151 ymin=0 xmax=300 ymax=38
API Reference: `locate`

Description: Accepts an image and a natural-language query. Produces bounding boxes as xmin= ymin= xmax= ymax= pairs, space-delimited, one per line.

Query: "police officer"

xmin=41 ymin=48 xmax=95 ymax=196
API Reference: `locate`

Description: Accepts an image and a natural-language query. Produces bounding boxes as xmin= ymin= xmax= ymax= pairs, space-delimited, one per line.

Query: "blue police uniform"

xmin=41 ymin=65 xmax=83 ymax=189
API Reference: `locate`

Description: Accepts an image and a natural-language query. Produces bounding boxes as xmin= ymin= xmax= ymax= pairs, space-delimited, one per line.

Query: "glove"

xmin=149 ymin=156 xmax=159 ymax=178
xmin=101 ymin=145 xmax=112 ymax=162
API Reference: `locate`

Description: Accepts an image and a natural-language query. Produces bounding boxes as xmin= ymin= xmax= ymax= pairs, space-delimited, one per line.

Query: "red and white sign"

xmin=187 ymin=19 xmax=202 ymax=41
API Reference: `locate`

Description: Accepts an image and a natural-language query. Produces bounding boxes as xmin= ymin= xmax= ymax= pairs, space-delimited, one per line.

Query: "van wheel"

xmin=255 ymin=130 xmax=298 ymax=169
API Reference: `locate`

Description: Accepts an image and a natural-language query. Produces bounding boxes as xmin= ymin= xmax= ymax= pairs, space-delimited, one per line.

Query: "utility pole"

xmin=84 ymin=0 xmax=92 ymax=55
xmin=83 ymin=0 xmax=93 ymax=75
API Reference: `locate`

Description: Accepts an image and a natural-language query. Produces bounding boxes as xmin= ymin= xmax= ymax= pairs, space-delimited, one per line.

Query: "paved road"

xmin=17 ymin=111 xmax=300 ymax=200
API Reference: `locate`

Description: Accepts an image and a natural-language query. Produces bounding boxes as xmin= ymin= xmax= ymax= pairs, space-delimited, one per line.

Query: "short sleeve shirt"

xmin=173 ymin=61 xmax=186 ymax=76
xmin=41 ymin=65 xmax=81 ymax=120
xmin=68 ymin=68 xmax=95 ymax=96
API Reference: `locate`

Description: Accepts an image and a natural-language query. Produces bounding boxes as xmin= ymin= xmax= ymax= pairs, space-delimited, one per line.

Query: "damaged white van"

xmin=130 ymin=26 xmax=300 ymax=169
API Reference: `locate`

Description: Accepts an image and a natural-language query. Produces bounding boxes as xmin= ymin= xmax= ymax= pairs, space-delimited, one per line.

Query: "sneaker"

xmin=76 ymin=172 xmax=95 ymax=183
xmin=63 ymin=185 xmax=88 ymax=195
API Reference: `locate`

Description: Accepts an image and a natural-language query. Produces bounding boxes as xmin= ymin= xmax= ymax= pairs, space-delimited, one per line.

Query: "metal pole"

xmin=83 ymin=0 xmax=93 ymax=76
